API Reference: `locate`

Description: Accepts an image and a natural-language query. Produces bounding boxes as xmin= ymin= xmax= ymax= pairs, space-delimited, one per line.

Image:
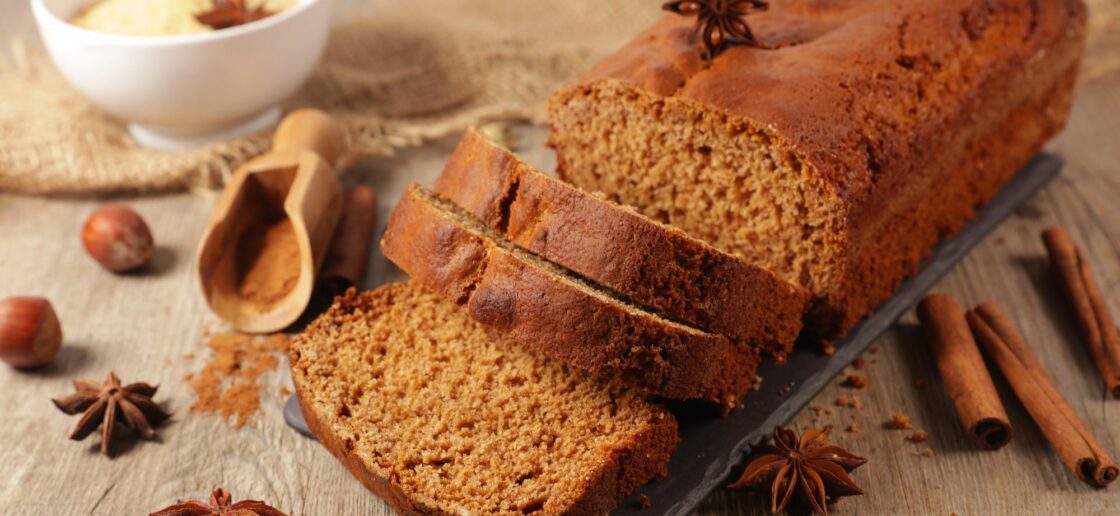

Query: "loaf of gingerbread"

xmin=548 ymin=0 xmax=1087 ymax=337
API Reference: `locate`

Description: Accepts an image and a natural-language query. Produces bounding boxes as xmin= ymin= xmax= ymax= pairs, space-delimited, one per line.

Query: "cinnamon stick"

xmin=967 ymin=302 xmax=1119 ymax=487
xmin=318 ymin=186 xmax=378 ymax=297
xmin=1042 ymin=226 xmax=1120 ymax=398
xmin=917 ymin=294 xmax=1011 ymax=449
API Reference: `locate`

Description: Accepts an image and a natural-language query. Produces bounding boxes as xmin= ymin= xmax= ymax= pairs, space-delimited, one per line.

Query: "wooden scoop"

xmin=196 ymin=109 xmax=344 ymax=333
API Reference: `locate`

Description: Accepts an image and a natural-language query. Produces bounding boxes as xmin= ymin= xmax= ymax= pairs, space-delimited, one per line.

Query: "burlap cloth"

xmin=0 ymin=0 xmax=659 ymax=195
xmin=1 ymin=0 xmax=1117 ymax=195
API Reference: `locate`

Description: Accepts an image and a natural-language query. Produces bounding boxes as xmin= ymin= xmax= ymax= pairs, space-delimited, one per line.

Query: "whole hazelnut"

xmin=0 ymin=297 xmax=63 ymax=369
xmin=81 ymin=204 xmax=154 ymax=272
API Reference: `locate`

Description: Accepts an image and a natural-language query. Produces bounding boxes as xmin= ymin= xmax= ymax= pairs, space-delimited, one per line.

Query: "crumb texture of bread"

xmin=548 ymin=0 xmax=1087 ymax=337
xmin=382 ymin=184 xmax=759 ymax=407
xmin=433 ymin=128 xmax=811 ymax=360
xmin=291 ymin=283 xmax=679 ymax=515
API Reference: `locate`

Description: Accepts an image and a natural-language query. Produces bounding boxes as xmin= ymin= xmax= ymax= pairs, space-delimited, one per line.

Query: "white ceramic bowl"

xmin=31 ymin=0 xmax=333 ymax=151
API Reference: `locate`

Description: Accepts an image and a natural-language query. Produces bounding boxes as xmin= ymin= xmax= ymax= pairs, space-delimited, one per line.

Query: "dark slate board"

xmin=283 ymin=154 xmax=1062 ymax=516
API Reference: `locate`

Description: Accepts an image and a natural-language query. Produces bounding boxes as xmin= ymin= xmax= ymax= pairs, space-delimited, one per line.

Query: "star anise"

xmin=662 ymin=0 xmax=769 ymax=59
xmin=149 ymin=487 xmax=287 ymax=516
xmin=729 ymin=426 xmax=866 ymax=515
xmin=195 ymin=0 xmax=275 ymax=30
xmin=51 ymin=371 xmax=170 ymax=455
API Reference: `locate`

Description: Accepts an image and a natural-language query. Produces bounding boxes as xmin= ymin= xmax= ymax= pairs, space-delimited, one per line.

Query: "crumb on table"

xmin=843 ymin=374 xmax=871 ymax=389
xmin=884 ymin=411 xmax=913 ymax=430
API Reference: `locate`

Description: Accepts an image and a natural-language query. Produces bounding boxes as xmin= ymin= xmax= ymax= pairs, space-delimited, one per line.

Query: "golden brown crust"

xmin=549 ymin=0 xmax=1088 ymax=338
xmin=434 ymin=128 xmax=810 ymax=359
xmin=381 ymin=185 xmax=759 ymax=406
xmin=565 ymin=0 xmax=1084 ymax=205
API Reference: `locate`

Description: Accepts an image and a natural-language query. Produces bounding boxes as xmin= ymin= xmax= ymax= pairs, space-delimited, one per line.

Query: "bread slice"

xmin=381 ymin=183 xmax=759 ymax=407
xmin=548 ymin=0 xmax=1086 ymax=338
xmin=291 ymin=282 xmax=678 ymax=514
xmin=434 ymin=128 xmax=811 ymax=361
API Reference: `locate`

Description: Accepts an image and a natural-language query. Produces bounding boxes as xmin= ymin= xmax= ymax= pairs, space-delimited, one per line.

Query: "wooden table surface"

xmin=2 ymin=1 xmax=1119 ymax=515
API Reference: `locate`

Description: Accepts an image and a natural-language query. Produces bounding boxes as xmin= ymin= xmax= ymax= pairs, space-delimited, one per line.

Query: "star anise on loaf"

xmin=149 ymin=487 xmax=287 ymax=516
xmin=729 ymin=426 xmax=866 ymax=515
xmin=662 ymin=0 xmax=769 ymax=59
xmin=195 ymin=0 xmax=275 ymax=30
xmin=51 ymin=371 xmax=170 ymax=455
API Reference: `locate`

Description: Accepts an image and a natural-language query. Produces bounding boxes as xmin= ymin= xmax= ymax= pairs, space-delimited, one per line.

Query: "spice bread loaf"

xmin=434 ymin=128 xmax=811 ymax=361
xmin=381 ymin=183 xmax=760 ymax=407
xmin=290 ymin=282 xmax=678 ymax=514
xmin=548 ymin=0 xmax=1087 ymax=338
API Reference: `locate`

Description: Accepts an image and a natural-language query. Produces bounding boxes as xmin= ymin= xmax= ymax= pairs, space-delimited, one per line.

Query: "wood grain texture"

xmin=2 ymin=1 xmax=1120 ymax=514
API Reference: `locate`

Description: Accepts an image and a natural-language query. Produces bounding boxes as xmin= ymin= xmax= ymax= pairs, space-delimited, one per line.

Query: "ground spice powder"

xmin=236 ymin=218 xmax=301 ymax=309
xmin=186 ymin=332 xmax=290 ymax=429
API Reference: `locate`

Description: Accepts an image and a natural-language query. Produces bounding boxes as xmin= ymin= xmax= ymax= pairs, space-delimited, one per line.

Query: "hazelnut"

xmin=0 ymin=297 xmax=63 ymax=369
xmin=81 ymin=204 xmax=154 ymax=272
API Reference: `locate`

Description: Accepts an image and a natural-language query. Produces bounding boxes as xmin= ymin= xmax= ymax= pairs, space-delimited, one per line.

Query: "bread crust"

xmin=291 ymin=286 xmax=680 ymax=515
xmin=562 ymin=410 xmax=678 ymax=515
xmin=294 ymin=383 xmax=448 ymax=515
xmin=548 ymin=0 xmax=1088 ymax=337
xmin=297 ymin=381 xmax=678 ymax=516
xmin=382 ymin=185 xmax=759 ymax=406
xmin=434 ymin=128 xmax=810 ymax=359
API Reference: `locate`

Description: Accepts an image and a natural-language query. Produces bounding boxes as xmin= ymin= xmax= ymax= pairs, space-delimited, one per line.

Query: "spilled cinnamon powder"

xmin=236 ymin=218 xmax=300 ymax=309
xmin=186 ymin=332 xmax=290 ymax=429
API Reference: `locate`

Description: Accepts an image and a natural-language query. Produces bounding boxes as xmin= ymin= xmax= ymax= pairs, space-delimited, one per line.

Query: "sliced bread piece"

xmin=434 ymin=128 xmax=811 ymax=360
xmin=381 ymin=183 xmax=759 ymax=407
xmin=291 ymin=282 xmax=678 ymax=514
